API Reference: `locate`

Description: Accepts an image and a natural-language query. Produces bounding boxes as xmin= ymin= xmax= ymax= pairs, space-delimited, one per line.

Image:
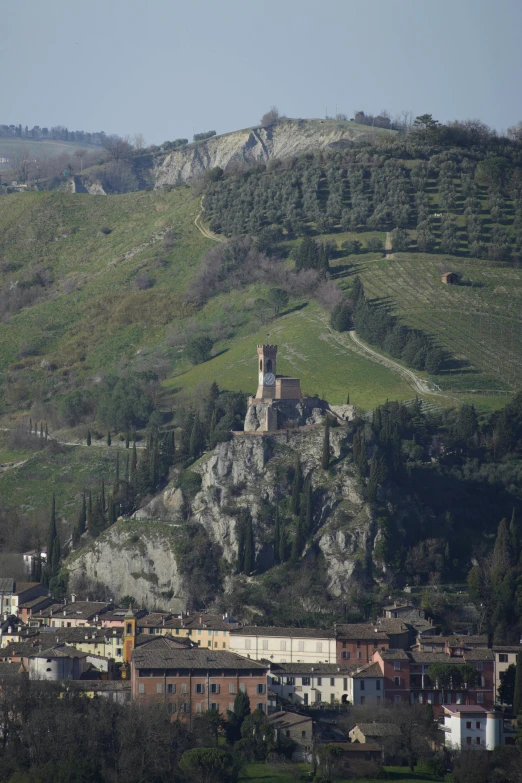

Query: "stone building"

xmin=244 ymin=344 xmax=355 ymax=433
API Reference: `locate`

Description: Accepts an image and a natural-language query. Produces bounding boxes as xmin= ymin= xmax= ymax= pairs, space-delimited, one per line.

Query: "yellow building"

xmin=136 ymin=612 xmax=237 ymax=651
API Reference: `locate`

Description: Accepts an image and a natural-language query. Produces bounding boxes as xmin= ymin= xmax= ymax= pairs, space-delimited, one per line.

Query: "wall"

xmin=229 ymin=633 xmax=337 ymax=663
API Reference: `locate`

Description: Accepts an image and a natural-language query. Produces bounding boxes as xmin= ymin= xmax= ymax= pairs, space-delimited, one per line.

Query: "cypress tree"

xmin=131 ymin=441 xmax=137 ymax=475
xmin=107 ymin=496 xmax=115 ymax=525
xmin=513 ymin=651 xmax=522 ymax=715
xmin=274 ymin=503 xmax=281 ymax=564
xmin=87 ymin=491 xmax=93 ymax=532
xmin=510 ymin=509 xmax=519 ymax=564
xmin=492 ymin=518 xmax=513 ymax=582
xmin=233 ymin=689 xmax=251 ymax=720
xmin=291 ymin=515 xmax=305 ymax=562
xmin=291 ymin=455 xmax=303 ymax=516
xmin=321 ymin=417 xmax=330 ymax=470
xmin=244 ymin=516 xmax=255 ymax=575
xmin=125 ymin=454 xmax=130 ymax=482
xmin=346 ymin=392 xmax=350 ymax=405
xmin=115 ymin=451 xmax=120 ymax=483
xmin=209 ymin=409 xmax=217 ymax=448
xmin=45 ymin=423 xmax=48 ymax=440
xmin=149 ymin=437 xmax=160 ymax=488
xmin=29 ymin=417 xmax=32 ymax=433
xmin=107 ymin=430 xmax=111 ymax=447
xmin=51 ymin=535 xmax=61 ymax=573
xmin=101 ymin=479 xmax=106 ymax=513
xmin=125 ymin=432 xmax=130 ymax=449
xmin=209 ymin=380 xmax=219 ymax=404
xmin=34 ymin=422 xmax=37 ymax=436
xmin=278 ymin=522 xmax=286 ymax=564
xmin=87 ymin=430 xmax=91 ymax=446
xmin=40 ymin=422 xmax=44 ymax=439
xmin=47 ymin=494 xmax=57 ymax=566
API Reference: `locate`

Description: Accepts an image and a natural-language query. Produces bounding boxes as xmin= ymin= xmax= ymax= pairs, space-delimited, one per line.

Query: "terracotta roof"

xmin=232 ymin=626 xmax=334 ymax=639
xmin=463 ymin=649 xmax=494 ymax=661
xmin=493 ymin=646 xmax=522 ymax=653
xmin=133 ymin=637 xmax=268 ymax=670
xmin=352 ymin=722 xmax=401 ymax=737
xmin=0 ymin=662 xmax=23 ymax=677
xmin=29 ymin=644 xmax=88 ymax=659
xmin=38 ymin=626 xmax=123 ymax=643
xmin=0 ymin=579 xmax=15 ymax=592
xmin=18 ymin=596 xmax=55 ymax=610
xmin=335 ymin=623 xmax=389 ymax=641
xmin=374 ymin=619 xmax=411 ymax=634
xmin=34 ymin=601 xmax=113 ymax=620
xmin=420 ymin=635 xmax=488 ymax=645
xmin=13 ymin=582 xmax=42 ymax=595
xmin=375 ymin=649 xmax=409 ymax=660
xmin=408 ymin=652 xmax=452 ymax=663
xmin=270 ymin=663 xmax=359 ymax=675
xmin=267 ymin=711 xmax=312 ymax=729
xmin=443 ymin=704 xmax=491 ymax=714
xmin=352 ymin=663 xmax=383 ymax=678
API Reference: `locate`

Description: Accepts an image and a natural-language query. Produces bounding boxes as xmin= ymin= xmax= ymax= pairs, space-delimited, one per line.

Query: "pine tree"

xmin=291 ymin=455 xmax=303 ymax=516
xmin=513 ymin=651 xmax=522 ymax=715
xmin=244 ymin=516 xmax=255 ymax=575
xmin=87 ymin=430 xmax=91 ymax=446
xmin=321 ymin=418 xmax=330 ymax=470
xmin=107 ymin=430 xmax=111 ymax=447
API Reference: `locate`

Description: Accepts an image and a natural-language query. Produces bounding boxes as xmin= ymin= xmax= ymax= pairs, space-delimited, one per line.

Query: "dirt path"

xmin=0 ymin=459 xmax=29 ymax=474
xmin=194 ymin=198 xmax=223 ymax=243
xmin=348 ymin=331 xmax=442 ymax=396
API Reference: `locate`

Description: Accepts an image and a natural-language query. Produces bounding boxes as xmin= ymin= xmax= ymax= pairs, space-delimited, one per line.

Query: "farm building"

xmin=441 ymin=272 xmax=460 ymax=285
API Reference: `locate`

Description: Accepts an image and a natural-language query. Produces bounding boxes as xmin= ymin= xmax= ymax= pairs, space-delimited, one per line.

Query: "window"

xmin=198 ymin=629 xmax=202 ymax=635
xmin=167 ymin=702 xmax=176 ymax=714
xmin=394 ymin=677 xmax=401 ymax=686
xmin=357 ymin=640 xmax=361 ymax=648
xmin=376 ymin=680 xmax=381 ymax=691
xmin=229 ymin=683 xmax=236 ymax=694
xmin=262 ymin=640 xmax=268 ymax=650
xmin=298 ymin=641 xmax=304 ymax=652
xmin=317 ymin=677 xmax=322 ymax=686
xmin=257 ymin=703 xmax=265 ymax=712
xmin=181 ymin=684 xmax=187 ymax=694
xmin=245 ymin=639 xmax=251 ymax=650
xmin=211 ymin=703 xmax=219 ymax=711
xmin=394 ymin=661 xmax=401 ymax=671
xmin=476 ymin=737 xmax=481 ymax=745
xmin=477 ymin=662 xmax=484 ymax=671
xmin=360 ymin=681 xmax=365 ymax=691
xmin=331 ymin=694 xmax=335 ymax=704
xmin=223 ymin=631 xmax=226 ymax=637
xmin=357 ymin=651 xmax=362 ymax=659
xmin=210 ymin=683 xmax=220 ymax=694
xmin=499 ymin=654 xmax=508 ymax=663
xmin=286 ymin=677 xmax=295 ymax=686
xmin=195 ymin=684 xmax=204 ymax=694
xmin=477 ymin=692 xmax=484 ymax=704
xmin=343 ymin=678 xmax=347 ymax=689
xmin=280 ymin=641 xmax=286 ymax=651
xmin=394 ymin=695 xmax=401 ymax=704
xmin=342 ymin=642 xmax=346 ymax=648
xmin=302 ymin=677 xmax=311 ymax=686
xmin=167 ymin=684 xmax=176 ymax=694
xmin=138 ymin=684 xmax=145 ymax=694
xmin=301 ymin=730 xmax=307 ymax=738
xmin=316 ymin=643 xmax=323 ymax=653
xmin=196 ymin=703 xmax=202 ymax=713
xmin=180 ymin=703 xmax=188 ymax=713
xmin=156 ymin=684 xmax=162 ymax=694
xmin=360 ymin=696 xmax=365 ymax=705
xmin=476 ymin=722 xmax=481 ymax=729
xmin=207 ymin=640 xmax=211 ymax=646
xmin=456 ymin=693 xmax=463 ymax=704
xmin=222 ymin=643 xmax=226 ymax=649
xmin=341 ymin=652 xmax=350 ymax=660
xmin=257 ymin=684 xmax=266 ymax=694
xmin=240 ymin=683 xmax=246 ymax=693
xmin=466 ymin=721 xmax=472 ymax=729
xmin=229 ymin=702 xmax=235 ymax=710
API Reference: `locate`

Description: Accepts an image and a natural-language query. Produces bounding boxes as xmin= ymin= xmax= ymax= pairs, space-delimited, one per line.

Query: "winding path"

xmin=194 ymin=198 xmax=223 ymax=243
xmin=347 ymin=330 xmax=442 ymax=396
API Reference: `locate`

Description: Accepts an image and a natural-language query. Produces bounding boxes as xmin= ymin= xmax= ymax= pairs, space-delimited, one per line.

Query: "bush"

xmin=183 ymin=336 xmax=213 ymax=364
xmin=366 ymin=236 xmax=384 ymax=253
xmin=341 ymin=239 xmax=362 ymax=254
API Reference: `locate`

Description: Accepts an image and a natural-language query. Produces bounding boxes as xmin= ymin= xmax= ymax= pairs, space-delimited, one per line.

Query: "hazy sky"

xmin=2 ymin=0 xmax=521 ymax=144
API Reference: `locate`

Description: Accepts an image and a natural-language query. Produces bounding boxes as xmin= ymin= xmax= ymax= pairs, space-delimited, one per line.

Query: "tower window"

xmin=259 ymin=360 xmax=262 ymax=371
xmin=266 ymin=359 xmax=272 ymax=372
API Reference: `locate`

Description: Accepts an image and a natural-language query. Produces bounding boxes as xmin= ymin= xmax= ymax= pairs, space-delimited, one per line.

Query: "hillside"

xmin=154 ymin=118 xmax=393 ymax=185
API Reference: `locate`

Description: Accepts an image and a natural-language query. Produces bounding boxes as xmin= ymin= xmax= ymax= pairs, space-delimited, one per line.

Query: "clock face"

xmin=263 ymin=372 xmax=276 ymax=386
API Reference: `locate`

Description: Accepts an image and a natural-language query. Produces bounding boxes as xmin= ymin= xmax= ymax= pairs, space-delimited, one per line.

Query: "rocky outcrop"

xmin=154 ymin=119 xmax=381 ymax=186
xmin=68 ymin=521 xmax=186 ymax=610
xmin=66 ymin=425 xmax=388 ymax=607
xmin=244 ymin=397 xmax=356 ymax=433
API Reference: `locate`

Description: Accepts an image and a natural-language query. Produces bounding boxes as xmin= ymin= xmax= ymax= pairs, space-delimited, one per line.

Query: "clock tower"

xmin=255 ymin=344 xmax=277 ymax=400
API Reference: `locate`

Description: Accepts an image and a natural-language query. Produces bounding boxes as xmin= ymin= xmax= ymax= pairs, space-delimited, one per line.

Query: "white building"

xmin=229 ymin=626 xmax=336 ymax=664
xmin=28 ymin=645 xmax=88 ymax=681
xmin=268 ymin=661 xmax=384 ymax=708
xmin=441 ymin=705 xmax=516 ymax=750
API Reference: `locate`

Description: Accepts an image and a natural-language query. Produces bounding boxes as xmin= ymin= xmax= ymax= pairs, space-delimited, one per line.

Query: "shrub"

xmin=183 ymin=336 xmax=213 ymax=364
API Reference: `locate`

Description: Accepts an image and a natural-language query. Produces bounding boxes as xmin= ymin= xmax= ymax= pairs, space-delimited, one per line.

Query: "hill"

xmin=154 ymin=118 xmax=393 ymax=185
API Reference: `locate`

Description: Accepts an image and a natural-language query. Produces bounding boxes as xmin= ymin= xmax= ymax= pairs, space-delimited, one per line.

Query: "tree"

xmin=391 ymin=227 xmax=409 ymax=251
xmin=290 ymin=455 xmax=303 ymax=515
xmin=260 ymin=106 xmax=280 ymax=127
xmin=179 ymin=748 xmax=239 ymax=783
xmin=107 ymin=431 xmax=111 ymax=447
xmin=75 ymin=494 xmax=87 ymax=542
xmin=266 ymin=287 xmax=289 ymax=316
xmin=233 ymin=688 xmax=251 ymax=721
xmin=330 ymin=298 xmax=353 ymax=332
xmin=513 ymin=651 xmax=522 ymax=715
xmin=184 ymin=336 xmax=213 ymax=365
xmin=321 ymin=417 xmax=330 ymax=470
xmin=499 ymin=663 xmax=516 ymax=706
xmin=413 ymin=114 xmax=440 ymax=141
xmin=86 ymin=430 xmax=91 ymax=446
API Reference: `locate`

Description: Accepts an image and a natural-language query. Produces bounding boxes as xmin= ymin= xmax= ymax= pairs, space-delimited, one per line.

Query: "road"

xmin=194 ymin=198 xmax=223 ymax=243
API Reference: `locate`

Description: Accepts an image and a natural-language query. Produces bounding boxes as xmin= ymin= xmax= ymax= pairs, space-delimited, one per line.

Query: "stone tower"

xmin=255 ymin=344 xmax=278 ymax=400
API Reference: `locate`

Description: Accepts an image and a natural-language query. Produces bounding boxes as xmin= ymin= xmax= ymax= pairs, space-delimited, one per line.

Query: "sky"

xmin=2 ymin=0 xmax=521 ymax=145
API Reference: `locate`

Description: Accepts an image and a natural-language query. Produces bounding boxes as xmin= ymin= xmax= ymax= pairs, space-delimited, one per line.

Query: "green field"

xmin=239 ymin=763 xmax=439 ymax=783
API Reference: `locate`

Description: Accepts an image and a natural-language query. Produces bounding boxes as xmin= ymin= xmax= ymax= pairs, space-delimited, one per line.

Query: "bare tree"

xmin=11 ymin=149 xmax=32 ymax=182
xmin=260 ymin=106 xmax=280 ymax=127
xmin=133 ymin=133 xmax=145 ymax=150
xmin=74 ymin=149 xmax=87 ymax=172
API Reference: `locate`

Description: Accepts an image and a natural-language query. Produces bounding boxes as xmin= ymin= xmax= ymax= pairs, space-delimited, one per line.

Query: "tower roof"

xmin=124 ymin=605 xmax=135 ymax=619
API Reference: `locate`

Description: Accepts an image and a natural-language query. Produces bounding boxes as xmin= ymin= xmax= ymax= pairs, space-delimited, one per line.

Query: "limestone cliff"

xmin=67 ymin=425 xmax=391 ymax=607
xmin=154 ymin=119 xmax=385 ymax=186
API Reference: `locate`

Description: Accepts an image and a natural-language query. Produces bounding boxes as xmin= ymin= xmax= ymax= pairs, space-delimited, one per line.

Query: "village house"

xmin=229 ymin=626 xmax=337 ymax=663
xmin=316 ymin=742 xmax=382 ymax=779
xmin=30 ymin=600 xmax=116 ymax=628
xmin=335 ymin=619 xmax=411 ymax=663
xmin=18 ymin=595 xmax=57 ymax=623
xmin=73 ymin=679 xmax=132 ymax=704
xmin=383 ymin=603 xmax=426 ymax=621
xmin=37 ymin=626 xmax=125 ymax=662
xmin=131 ymin=636 xmax=269 ymax=716
xmin=137 ymin=612 xmax=236 ymax=650
xmin=349 ymin=722 xmax=401 ymax=746
xmin=28 ymin=644 xmax=89 ymax=680
xmin=441 ymin=272 xmax=460 ymax=285
xmin=441 ymin=705 xmax=516 ymax=750
xmin=0 ymin=579 xmax=49 ymax=616
xmin=267 ymin=711 xmax=314 ymax=762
